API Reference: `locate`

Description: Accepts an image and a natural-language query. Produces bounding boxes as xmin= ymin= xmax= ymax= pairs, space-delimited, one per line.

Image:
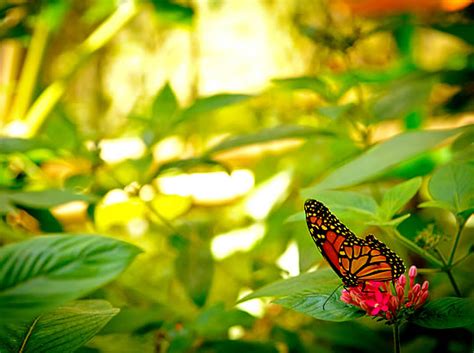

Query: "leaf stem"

xmin=446 ymin=269 xmax=462 ymax=297
xmin=19 ymin=316 xmax=41 ymax=353
xmin=447 ymin=216 xmax=468 ymax=266
xmin=393 ymin=323 xmax=401 ymax=353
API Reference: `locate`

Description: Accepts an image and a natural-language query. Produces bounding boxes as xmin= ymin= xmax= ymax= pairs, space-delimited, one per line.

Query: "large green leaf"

xmin=371 ymin=76 xmax=434 ymax=121
xmin=275 ymin=294 xmax=363 ymax=322
xmin=0 ymin=235 xmax=141 ymax=322
xmin=413 ymin=297 xmax=474 ymax=329
xmin=0 ymin=300 xmax=119 ymax=353
xmin=0 ymin=138 xmax=48 ymax=154
xmin=5 ymin=189 xmax=94 ymax=210
xmin=377 ymin=177 xmax=422 ymax=220
xmin=303 ymin=127 xmax=464 ymax=191
xmin=422 ymin=162 xmax=474 ymax=214
xmin=207 ymin=125 xmax=334 ymax=155
xmin=193 ymin=303 xmax=255 ymax=338
xmin=178 ymin=94 xmax=252 ymax=123
xmin=238 ymin=268 xmax=339 ymax=303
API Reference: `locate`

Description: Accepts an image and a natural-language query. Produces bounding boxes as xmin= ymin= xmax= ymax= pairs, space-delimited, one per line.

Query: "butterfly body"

xmin=304 ymin=199 xmax=405 ymax=287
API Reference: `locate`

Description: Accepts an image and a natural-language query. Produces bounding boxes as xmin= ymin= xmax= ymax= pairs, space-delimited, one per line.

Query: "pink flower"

xmin=340 ymin=266 xmax=429 ymax=324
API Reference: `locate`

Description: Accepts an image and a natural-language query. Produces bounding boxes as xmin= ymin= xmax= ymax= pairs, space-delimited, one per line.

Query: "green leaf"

xmin=101 ymin=306 xmax=165 ymax=334
xmin=427 ymin=162 xmax=474 ymax=213
xmin=432 ymin=23 xmax=474 ymax=46
xmin=371 ymin=76 xmax=434 ymax=121
xmin=303 ymin=127 xmax=464 ymax=191
xmin=301 ymin=190 xmax=378 ymax=216
xmin=7 ymin=189 xmax=94 ymax=209
xmin=178 ymin=94 xmax=252 ymax=123
xmin=155 ymin=157 xmax=228 ymax=175
xmin=413 ymin=297 xmax=474 ymax=329
xmin=378 ymin=177 xmax=422 ymax=220
xmin=151 ymin=83 xmax=179 ymax=126
xmin=193 ymin=303 xmax=255 ymax=338
xmin=199 ymin=340 xmax=278 ymax=353
xmin=0 ymin=300 xmax=119 ymax=353
xmin=275 ymin=294 xmax=363 ymax=322
xmin=273 ymin=76 xmax=337 ymax=101
xmin=207 ymin=125 xmax=334 ymax=155
xmin=0 ymin=138 xmax=48 ymax=154
xmin=0 ymin=235 xmax=141 ymax=322
xmin=238 ymin=268 xmax=339 ymax=303
xmin=151 ymin=0 xmax=194 ymax=25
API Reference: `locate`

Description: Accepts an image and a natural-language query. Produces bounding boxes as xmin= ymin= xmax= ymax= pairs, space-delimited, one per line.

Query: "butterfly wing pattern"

xmin=304 ymin=199 xmax=405 ymax=287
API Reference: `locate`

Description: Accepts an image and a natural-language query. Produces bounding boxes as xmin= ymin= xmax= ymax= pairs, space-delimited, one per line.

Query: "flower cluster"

xmin=340 ymin=266 xmax=429 ymax=324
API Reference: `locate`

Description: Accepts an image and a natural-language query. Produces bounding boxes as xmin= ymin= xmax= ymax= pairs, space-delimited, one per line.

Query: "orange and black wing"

xmin=304 ymin=199 xmax=405 ymax=287
xmin=304 ymin=199 xmax=356 ymax=280
xmin=337 ymin=235 xmax=405 ymax=287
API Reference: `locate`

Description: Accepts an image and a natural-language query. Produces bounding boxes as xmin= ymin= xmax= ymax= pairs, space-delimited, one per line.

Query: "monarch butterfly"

xmin=304 ymin=199 xmax=405 ymax=287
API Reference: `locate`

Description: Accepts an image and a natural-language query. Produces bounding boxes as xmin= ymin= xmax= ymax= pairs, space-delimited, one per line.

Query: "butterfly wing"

xmin=304 ymin=199 xmax=356 ymax=280
xmin=304 ymin=199 xmax=405 ymax=287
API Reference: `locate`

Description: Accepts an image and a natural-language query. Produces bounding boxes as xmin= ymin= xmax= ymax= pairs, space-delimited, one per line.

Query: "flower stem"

xmin=393 ymin=323 xmax=401 ymax=353
xmin=446 ymin=269 xmax=462 ymax=297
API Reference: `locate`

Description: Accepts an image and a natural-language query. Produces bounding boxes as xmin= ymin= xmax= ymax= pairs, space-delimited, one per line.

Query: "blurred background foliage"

xmin=0 ymin=0 xmax=473 ymax=352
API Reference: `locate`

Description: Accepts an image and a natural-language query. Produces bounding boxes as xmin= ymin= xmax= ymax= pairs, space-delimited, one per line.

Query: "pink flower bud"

xmin=419 ymin=291 xmax=429 ymax=306
xmin=398 ymin=274 xmax=406 ymax=287
xmin=389 ymin=296 xmax=399 ymax=311
xmin=396 ymin=286 xmax=404 ymax=300
xmin=422 ymin=281 xmax=429 ymax=291
xmin=409 ymin=266 xmax=417 ymax=278
xmin=412 ymin=283 xmax=421 ymax=295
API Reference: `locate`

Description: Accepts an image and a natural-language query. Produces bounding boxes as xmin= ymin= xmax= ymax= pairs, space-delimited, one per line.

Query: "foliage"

xmin=0 ymin=0 xmax=473 ymax=352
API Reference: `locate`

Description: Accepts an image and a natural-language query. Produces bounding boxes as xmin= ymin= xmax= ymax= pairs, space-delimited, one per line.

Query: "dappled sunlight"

xmin=236 ymin=288 xmax=266 ymax=318
xmin=245 ymin=170 xmax=292 ymax=220
xmin=211 ymin=223 xmax=266 ymax=260
xmin=277 ymin=240 xmax=300 ymax=278
xmin=1 ymin=0 xmax=473 ymax=351
xmin=99 ymin=137 xmax=147 ymax=164
xmin=157 ymin=169 xmax=255 ymax=205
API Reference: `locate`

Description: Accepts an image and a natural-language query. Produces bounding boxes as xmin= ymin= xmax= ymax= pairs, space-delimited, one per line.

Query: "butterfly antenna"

xmin=323 ymin=283 xmax=343 ymax=310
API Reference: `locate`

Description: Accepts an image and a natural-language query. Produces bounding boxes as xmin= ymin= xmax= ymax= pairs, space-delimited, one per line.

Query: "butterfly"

xmin=304 ymin=199 xmax=405 ymax=287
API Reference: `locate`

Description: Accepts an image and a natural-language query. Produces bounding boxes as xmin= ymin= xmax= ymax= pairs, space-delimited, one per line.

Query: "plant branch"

xmin=7 ymin=21 xmax=49 ymax=122
xmin=447 ymin=215 xmax=468 ymax=266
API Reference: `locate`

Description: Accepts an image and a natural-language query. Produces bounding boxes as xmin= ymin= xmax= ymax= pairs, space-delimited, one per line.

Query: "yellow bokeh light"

xmin=244 ymin=170 xmax=292 ymax=220
xmin=99 ymin=137 xmax=146 ymax=164
xmin=276 ymin=240 xmax=300 ymax=278
xmin=156 ymin=169 xmax=254 ymax=205
xmin=211 ymin=223 xmax=265 ymax=260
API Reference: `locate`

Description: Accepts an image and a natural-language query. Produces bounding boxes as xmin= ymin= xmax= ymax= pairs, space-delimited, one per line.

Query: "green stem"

xmin=393 ymin=323 xmax=401 ymax=353
xmin=434 ymin=247 xmax=462 ymax=297
xmin=446 ymin=269 xmax=462 ymax=297
xmin=447 ymin=216 xmax=468 ymax=266
xmin=8 ymin=21 xmax=49 ymax=122
xmin=20 ymin=1 xmax=138 ymax=137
